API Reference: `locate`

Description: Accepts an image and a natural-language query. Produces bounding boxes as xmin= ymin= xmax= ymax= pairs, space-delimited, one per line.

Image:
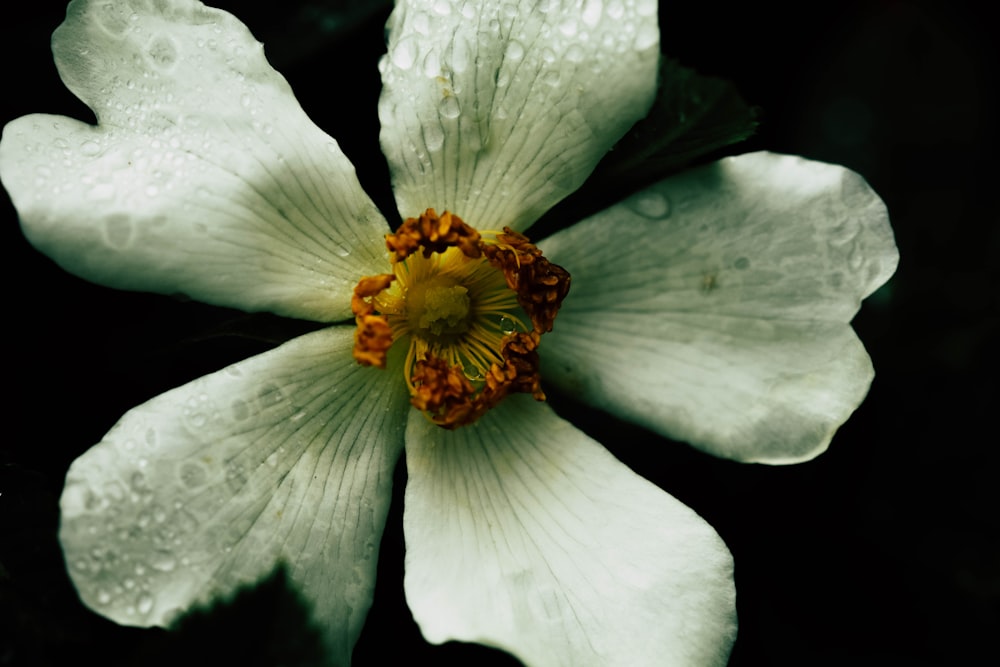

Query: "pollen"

xmin=351 ymin=209 xmax=570 ymax=428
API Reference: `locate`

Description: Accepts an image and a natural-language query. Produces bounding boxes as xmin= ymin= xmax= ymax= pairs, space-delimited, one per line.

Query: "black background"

xmin=2 ymin=1 xmax=996 ymax=665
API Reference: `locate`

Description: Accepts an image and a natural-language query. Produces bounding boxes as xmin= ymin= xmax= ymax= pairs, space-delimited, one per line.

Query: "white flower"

xmin=0 ymin=1 xmax=897 ymax=665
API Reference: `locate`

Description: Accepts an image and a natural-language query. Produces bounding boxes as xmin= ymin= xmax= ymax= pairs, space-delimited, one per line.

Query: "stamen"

xmin=351 ymin=274 xmax=395 ymax=368
xmin=481 ymin=227 xmax=571 ymax=333
xmin=351 ymin=209 xmax=570 ymax=428
xmin=386 ymin=208 xmax=482 ymax=261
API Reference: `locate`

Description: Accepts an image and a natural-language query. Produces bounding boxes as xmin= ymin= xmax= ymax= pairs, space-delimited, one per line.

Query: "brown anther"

xmin=386 ymin=209 xmax=482 ymax=262
xmin=409 ymin=331 xmax=544 ymax=429
xmin=480 ymin=227 xmax=571 ymax=333
xmin=409 ymin=357 xmax=478 ymax=427
xmin=351 ymin=273 xmax=395 ymax=368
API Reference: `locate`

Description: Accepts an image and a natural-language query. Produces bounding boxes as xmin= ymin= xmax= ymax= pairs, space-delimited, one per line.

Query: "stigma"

xmin=351 ymin=209 xmax=570 ymax=429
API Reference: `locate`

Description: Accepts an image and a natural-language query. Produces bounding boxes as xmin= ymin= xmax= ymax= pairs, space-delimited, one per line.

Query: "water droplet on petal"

xmin=179 ymin=462 xmax=207 ymax=488
xmin=424 ymin=122 xmax=445 ymax=151
xmin=499 ymin=316 xmax=517 ymax=334
xmin=635 ymin=23 xmax=659 ymax=50
xmin=147 ymin=35 xmax=179 ymax=69
xmin=541 ymin=70 xmax=561 ymax=86
xmin=734 ymin=257 xmax=751 ymax=270
xmin=151 ymin=550 xmax=177 ymax=572
xmin=439 ymin=96 xmax=461 ymax=119
xmin=80 ymin=140 xmax=101 ymax=156
xmin=628 ymin=191 xmax=671 ymax=219
xmin=96 ymin=3 xmax=129 ymax=35
xmin=505 ymin=39 xmax=525 ymax=61
xmin=137 ymin=592 xmax=154 ymax=616
xmin=104 ymin=215 xmax=133 ymax=248
xmin=463 ymin=365 xmax=485 ymax=381
xmin=392 ymin=36 xmax=418 ymax=70
xmin=231 ymin=398 xmax=250 ymax=421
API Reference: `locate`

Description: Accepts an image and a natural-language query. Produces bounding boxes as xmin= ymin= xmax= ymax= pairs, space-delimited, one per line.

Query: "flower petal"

xmin=540 ymin=152 xmax=899 ymax=463
xmin=379 ymin=0 xmax=660 ymax=231
xmin=59 ymin=327 xmax=410 ymax=664
xmin=403 ymin=395 xmax=736 ymax=666
xmin=0 ymin=0 xmax=388 ymax=322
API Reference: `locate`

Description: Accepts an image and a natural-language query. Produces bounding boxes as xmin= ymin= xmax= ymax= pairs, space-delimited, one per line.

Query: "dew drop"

xmin=559 ymin=18 xmax=578 ymax=36
xmin=137 ymin=592 xmax=154 ymax=616
xmin=104 ymin=215 xmax=132 ymax=249
xmin=582 ymin=0 xmax=604 ymax=26
xmin=225 ymin=462 xmax=248 ymax=493
xmin=96 ymin=590 xmax=112 ymax=605
xmin=635 ymin=23 xmax=658 ymax=50
xmin=266 ymin=452 xmax=279 ymax=468
xmin=505 ymin=39 xmax=525 ymax=61
xmin=231 ymin=398 xmax=250 ymax=421
xmin=96 ymin=3 xmax=129 ymax=35
xmin=526 ymin=584 xmax=565 ymax=624
xmin=847 ymin=243 xmax=865 ymax=271
xmin=433 ymin=0 xmax=452 ymax=15
xmin=499 ymin=316 xmax=517 ymax=334
xmin=258 ymin=382 xmax=284 ymax=407
xmin=179 ymin=462 xmax=207 ymax=488
xmin=422 ymin=49 xmax=441 ymax=77
xmin=392 ymin=36 xmax=418 ymax=70
xmin=541 ymin=70 xmax=561 ymax=86
xmin=80 ymin=140 xmax=101 ymax=156
xmin=566 ymin=45 xmax=585 ymax=63
xmin=147 ymin=35 xmax=179 ymax=69
xmin=240 ymin=92 xmax=252 ymax=108
xmin=628 ymin=191 xmax=671 ymax=219
xmin=463 ymin=365 xmax=485 ymax=381
xmin=151 ymin=550 xmax=177 ymax=572
xmin=734 ymin=257 xmax=751 ymax=270
xmin=424 ymin=122 xmax=445 ymax=151
xmin=439 ymin=95 xmax=461 ymax=119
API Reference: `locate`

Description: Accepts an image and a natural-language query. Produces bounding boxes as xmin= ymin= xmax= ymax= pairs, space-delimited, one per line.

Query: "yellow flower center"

xmin=351 ymin=209 xmax=570 ymax=428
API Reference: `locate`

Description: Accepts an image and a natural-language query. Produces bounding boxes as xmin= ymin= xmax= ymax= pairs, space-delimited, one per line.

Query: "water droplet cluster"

xmin=58 ymin=356 xmax=301 ymax=625
xmin=378 ymin=0 xmax=661 ymax=231
xmin=5 ymin=0 xmax=388 ymax=321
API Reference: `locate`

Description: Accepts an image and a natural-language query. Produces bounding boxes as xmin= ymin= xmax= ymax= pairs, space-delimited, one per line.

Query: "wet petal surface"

xmin=403 ymin=395 xmax=736 ymax=666
xmin=59 ymin=327 xmax=410 ymax=663
xmin=379 ymin=0 xmax=660 ymax=231
xmin=1 ymin=0 xmax=387 ymax=321
xmin=541 ymin=152 xmax=898 ymax=463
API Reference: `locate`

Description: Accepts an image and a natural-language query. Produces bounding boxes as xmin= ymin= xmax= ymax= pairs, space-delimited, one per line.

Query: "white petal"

xmin=403 ymin=395 xmax=736 ymax=667
xmin=540 ymin=152 xmax=899 ymax=463
xmin=1 ymin=0 xmax=388 ymax=322
xmin=379 ymin=0 xmax=659 ymax=231
xmin=59 ymin=327 xmax=410 ymax=664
